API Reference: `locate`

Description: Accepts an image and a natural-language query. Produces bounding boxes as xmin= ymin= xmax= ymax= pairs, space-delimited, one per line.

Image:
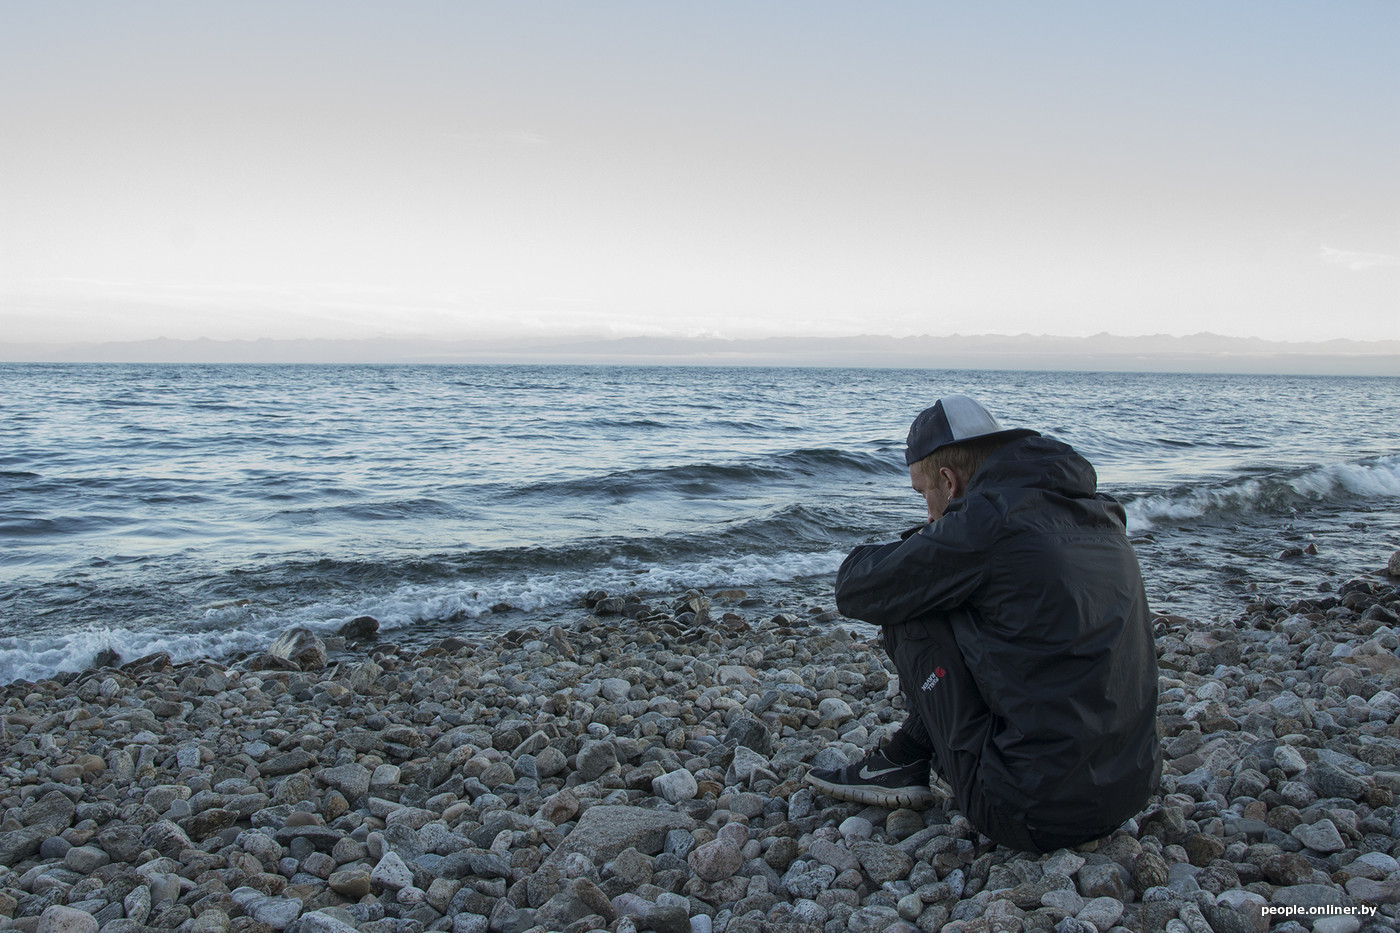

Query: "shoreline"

xmin=2 ymin=566 xmax=1400 ymax=933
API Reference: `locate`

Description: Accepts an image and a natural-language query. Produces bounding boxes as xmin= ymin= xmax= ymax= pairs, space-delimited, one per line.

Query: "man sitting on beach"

xmin=805 ymin=396 xmax=1161 ymax=853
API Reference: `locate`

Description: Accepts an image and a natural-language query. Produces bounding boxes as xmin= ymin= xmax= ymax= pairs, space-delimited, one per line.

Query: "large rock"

xmin=24 ymin=791 xmax=76 ymax=834
xmin=336 ymin=616 xmax=379 ymax=640
xmin=852 ymin=840 xmax=913 ymax=885
xmin=652 ymin=768 xmax=698 ymax=804
xmin=688 ymin=838 xmax=742 ymax=882
xmin=267 ymin=627 xmax=328 ymax=671
xmin=435 ymin=848 xmax=512 ymax=880
xmin=318 ymin=763 xmax=372 ymax=800
xmin=724 ymin=718 xmax=773 ymax=756
xmin=541 ymin=805 xmax=692 ymax=873
xmin=1292 ymin=819 xmax=1346 ymax=854
xmin=141 ymin=820 xmax=193 ymax=857
xmin=36 ymin=906 xmax=98 ymax=933
xmin=1388 ymin=549 xmax=1400 ymax=578
xmin=368 ymin=851 xmax=414 ymax=891
xmin=0 ymin=828 xmax=44 ymax=865
xmin=575 ymin=740 xmax=617 ymax=781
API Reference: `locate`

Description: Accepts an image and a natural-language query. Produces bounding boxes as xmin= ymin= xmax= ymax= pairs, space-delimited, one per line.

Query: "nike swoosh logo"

xmin=858 ymin=764 xmax=902 ymax=780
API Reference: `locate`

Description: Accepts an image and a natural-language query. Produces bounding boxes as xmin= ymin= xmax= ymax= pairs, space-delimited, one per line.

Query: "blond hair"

xmin=910 ymin=435 xmax=1012 ymax=487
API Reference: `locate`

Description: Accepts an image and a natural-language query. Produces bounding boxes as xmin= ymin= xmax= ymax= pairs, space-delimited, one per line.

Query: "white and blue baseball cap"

xmin=904 ymin=396 xmax=1037 ymax=465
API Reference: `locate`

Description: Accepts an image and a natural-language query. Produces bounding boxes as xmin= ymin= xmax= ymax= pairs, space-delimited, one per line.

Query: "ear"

xmin=939 ymin=466 xmax=965 ymax=500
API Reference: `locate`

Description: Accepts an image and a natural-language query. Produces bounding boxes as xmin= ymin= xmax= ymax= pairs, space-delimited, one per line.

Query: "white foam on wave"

xmin=1125 ymin=455 xmax=1400 ymax=532
xmin=0 ymin=548 xmax=848 ymax=686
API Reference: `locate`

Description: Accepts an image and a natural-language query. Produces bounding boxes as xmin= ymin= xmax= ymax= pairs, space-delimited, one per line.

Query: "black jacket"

xmin=836 ymin=435 xmax=1160 ymax=832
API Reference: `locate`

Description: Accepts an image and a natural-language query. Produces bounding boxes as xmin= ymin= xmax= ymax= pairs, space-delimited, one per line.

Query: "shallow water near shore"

xmin=2 ymin=363 xmax=1399 ymax=684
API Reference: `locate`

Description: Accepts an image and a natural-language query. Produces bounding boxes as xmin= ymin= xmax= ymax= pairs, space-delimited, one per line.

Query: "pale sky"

xmin=2 ymin=2 xmax=1397 ymax=345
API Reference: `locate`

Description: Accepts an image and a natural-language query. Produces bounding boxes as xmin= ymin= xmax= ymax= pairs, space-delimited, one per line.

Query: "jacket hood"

xmin=966 ymin=435 xmax=1098 ymax=500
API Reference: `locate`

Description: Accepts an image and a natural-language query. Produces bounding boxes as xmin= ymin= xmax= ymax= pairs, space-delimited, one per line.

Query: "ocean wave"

xmin=1123 ymin=455 xmax=1400 ymax=531
xmin=263 ymin=497 xmax=469 ymax=523
xmin=0 ymin=547 xmax=846 ymax=686
xmin=507 ymin=448 xmax=900 ymax=503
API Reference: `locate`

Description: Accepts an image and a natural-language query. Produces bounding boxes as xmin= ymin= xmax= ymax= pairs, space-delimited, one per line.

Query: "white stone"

xmin=817 ymin=697 xmax=854 ymax=724
xmin=838 ymin=816 xmax=873 ymax=841
xmin=652 ymin=768 xmax=699 ymax=804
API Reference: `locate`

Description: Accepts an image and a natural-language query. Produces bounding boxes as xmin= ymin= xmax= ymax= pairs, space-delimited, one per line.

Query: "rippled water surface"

xmin=2 ymin=364 xmax=1398 ymax=683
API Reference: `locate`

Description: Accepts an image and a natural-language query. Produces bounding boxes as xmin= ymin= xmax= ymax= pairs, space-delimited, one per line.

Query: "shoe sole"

xmin=803 ymin=771 xmax=949 ymax=809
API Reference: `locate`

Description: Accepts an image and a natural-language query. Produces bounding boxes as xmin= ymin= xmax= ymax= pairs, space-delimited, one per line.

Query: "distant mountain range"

xmin=5 ymin=332 xmax=1400 ymax=375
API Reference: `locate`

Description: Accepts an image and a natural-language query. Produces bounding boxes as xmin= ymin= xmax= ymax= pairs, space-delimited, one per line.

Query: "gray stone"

xmin=300 ymin=913 xmax=362 ymax=933
xmin=369 ymin=851 xmax=414 ymax=891
xmin=1209 ymin=891 xmax=1269 ymax=933
xmin=267 ymin=626 xmax=328 ymax=670
xmin=1075 ymin=897 xmax=1124 ymax=933
xmin=262 ymin=748 xmax=318 ymax=775
xmin=1269 ymin=883 xmax=1352 ymax=911
xmin=781 ymin=861 xmax=837 ymax=899
xmin=1292 ymin=819 xmax=1346 ymax=854
xmin=191 ymin=909 xmax=231 ymax=933
xmin=336 ymin=616 xmax=380 ymax=640
xmin=535 ymin=746 xmax=567 ymax=778
xmin=1274 ymin=745 xmax=1307 ymax=775
xmin=1312 ymin=918 xmax=1361 ymax=933
xmin=318 ymin=763 xmax=372 ymax=800
xmin=541 ymin=805 xmax=692 ymax=872
xmin=248 ymin=897 xmax=304 ymax=930
xmin=724 ymin=718 xmax=773 ymax=756
xmin=805 ymin=838 xmax=859 ymax=873
xmin=36 ymin=906 xmax=98 ymax=933
xmin=24 ymin=792 xmax=77 ymax=834
xmin=652 ymin=768 xmax=698 ymax=803
xmin=845 ymin=904 xmax=901 ymax=933
xmin=0 ymin=828 xmax=44 ymax=865
xmin=851 ymin=841 xmax=913 ymax=884
xmin=1349 ymin=851 xmax=1400 ymax=878
xmin=688 ymin=838 xmax=743 ymax=882
xmin=1308 ymin=762 xmax=1367 ymax=801
xmin=576 ymin=740 xmax=617 ymax=781
xmin=1077 ymin=863 xmax=1126 ymax=900
xmin=452 ymin=915 xmax=489 ymax=933
xmin=141 ymin=819 xmax=193 ymax=857
xmin=123 ymin=885 xmax=152 ymax=924
xmin=1343 ymin=877 xmax=1400 ymax=903
xmin=1043 ymin=890 xmax=1086 ymax=915
xmin=435 ymin=847 xmax=513 ymax=880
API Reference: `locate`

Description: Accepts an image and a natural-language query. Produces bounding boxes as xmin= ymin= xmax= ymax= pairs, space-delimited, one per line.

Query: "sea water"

xmin=2 ymin=363 xmax=1398 ymax=684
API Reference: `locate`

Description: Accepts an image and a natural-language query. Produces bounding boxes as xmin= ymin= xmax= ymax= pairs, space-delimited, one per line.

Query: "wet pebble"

xmin=0 ymin=576 xmax=1396 ymax=933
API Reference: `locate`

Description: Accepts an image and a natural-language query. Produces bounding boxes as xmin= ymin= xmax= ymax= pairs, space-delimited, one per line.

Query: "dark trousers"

xmin=881 ymin=613 xmax=1103 ymax=855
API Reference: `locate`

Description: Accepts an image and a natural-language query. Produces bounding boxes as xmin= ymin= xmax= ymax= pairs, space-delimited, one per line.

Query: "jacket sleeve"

xmin=834 ymin=498 xmax=993 ymax=626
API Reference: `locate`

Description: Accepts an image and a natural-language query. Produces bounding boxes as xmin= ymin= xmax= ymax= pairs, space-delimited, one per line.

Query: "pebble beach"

xmin=5 ymin=556 xmax=1400 ymax=933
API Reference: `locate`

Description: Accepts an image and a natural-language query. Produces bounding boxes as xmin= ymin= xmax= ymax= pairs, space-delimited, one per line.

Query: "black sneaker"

xmin=804 ymin=749 xmax=950 ymax=809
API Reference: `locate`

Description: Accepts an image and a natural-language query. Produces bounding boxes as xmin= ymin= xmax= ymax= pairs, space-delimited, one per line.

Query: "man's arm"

xmin=834 ymin=505 xmax=990 ymax=626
